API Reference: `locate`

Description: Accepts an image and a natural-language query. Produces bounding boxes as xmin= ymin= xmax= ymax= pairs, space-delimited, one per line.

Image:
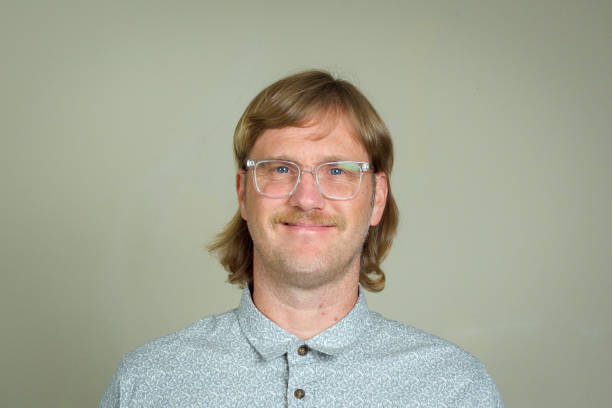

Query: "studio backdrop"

xmin=1 ymin=1 xmax=610 ymax=407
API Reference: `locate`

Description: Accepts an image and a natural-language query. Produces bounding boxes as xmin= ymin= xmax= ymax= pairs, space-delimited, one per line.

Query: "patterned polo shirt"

xmin=99 ymin=285 xmax=504 ymax=407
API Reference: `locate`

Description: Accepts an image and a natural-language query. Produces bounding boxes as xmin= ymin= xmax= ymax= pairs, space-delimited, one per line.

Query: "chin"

xmin=276 ymin=252 xmax=351 ymax=285
xmin=283 ymin=253 xmax=327 ymax=273
xmin=253 ymin=237 xmax=361 ymax=287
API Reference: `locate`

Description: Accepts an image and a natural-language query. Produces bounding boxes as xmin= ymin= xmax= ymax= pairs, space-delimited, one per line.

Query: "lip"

xmin=281 ymin=222 xmax=336 ymax=232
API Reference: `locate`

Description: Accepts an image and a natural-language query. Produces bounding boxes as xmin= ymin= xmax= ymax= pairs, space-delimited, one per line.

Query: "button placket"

xmin=287 ymin=343 xmax=316 ymax=406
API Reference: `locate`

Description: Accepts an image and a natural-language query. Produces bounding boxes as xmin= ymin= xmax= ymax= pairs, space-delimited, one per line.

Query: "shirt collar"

xmin=235 ymin=284 xmax=372 ymax=360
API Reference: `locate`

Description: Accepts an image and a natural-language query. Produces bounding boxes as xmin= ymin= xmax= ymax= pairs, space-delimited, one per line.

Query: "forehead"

xmin=249 ymin=111 xmax=369 ymax=163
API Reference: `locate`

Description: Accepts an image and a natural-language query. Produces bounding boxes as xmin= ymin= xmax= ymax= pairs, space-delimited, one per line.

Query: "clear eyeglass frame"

xmin=245 ymin=159 xmax=371 ymax=200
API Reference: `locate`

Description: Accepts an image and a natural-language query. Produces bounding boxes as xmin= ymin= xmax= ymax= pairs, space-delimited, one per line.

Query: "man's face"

xmin=237 ymin=110 xmax=388 ymax=290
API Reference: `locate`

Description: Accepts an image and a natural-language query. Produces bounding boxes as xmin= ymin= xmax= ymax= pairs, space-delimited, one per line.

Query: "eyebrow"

xmin=261 ymin=155 xmax=357 ymax=165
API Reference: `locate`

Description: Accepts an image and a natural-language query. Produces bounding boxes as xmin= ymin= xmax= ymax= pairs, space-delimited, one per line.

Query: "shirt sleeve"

xmin=97 ymin=358 xmax=123 ymax=408
xmin=490 ymin=377 xmax=505 ymax=408
xmin=442 ymin=358 xmax=505 ymax=407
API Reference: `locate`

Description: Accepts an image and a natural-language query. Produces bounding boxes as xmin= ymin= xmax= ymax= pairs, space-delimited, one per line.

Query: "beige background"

xmin=2 ymin=1 xmax=611 ymax=406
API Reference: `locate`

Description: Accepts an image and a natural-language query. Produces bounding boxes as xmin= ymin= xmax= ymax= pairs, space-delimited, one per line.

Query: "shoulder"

xmin=363 ymin=312 xmax=504 ymax=406
xmin=99 ymin=309 xmax=244 ymax=407
xmin=116 ymin=308 xmax=242 ymax=377
xmin=365 ymin=310 xmax=466 ymax=354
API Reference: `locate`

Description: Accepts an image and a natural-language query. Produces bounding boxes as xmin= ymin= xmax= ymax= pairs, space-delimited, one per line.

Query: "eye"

xmin=275 ymin=166 xmax=290 ymax=174
xmin=329 ymin=167 xmax=344 ymax=176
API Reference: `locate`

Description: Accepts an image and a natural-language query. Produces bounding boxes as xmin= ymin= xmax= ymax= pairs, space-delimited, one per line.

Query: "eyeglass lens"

xmin=254 ymin=161 xmax=362 ymax=198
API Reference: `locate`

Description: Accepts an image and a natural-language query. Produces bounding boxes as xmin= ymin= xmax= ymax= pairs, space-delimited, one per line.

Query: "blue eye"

xmin=276 ymin=166 xmax=289 ymax=174
xmin=330 ymin=168 xmax=343 ymax=176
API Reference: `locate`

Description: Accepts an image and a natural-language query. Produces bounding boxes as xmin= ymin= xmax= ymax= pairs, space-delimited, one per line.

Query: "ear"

xmin=369 ymin=172 xmax=388 ymax=227
xmin=236 ymin=169 xmax=247 ymax=220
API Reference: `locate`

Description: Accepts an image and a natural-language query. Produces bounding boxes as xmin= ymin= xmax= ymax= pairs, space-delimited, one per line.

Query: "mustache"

xmin=271 ymin=210 xmax=346 ymax=230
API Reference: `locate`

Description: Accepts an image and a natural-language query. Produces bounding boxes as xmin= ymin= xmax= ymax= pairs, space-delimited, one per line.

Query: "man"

xmin=99 ymin=70 xmax=504 ymax=407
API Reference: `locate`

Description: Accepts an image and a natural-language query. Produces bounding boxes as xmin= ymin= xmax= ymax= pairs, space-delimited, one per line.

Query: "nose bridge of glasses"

xmin=297 ymin=167 xmax=319 ymax=188
xmin=289 ymin=166 xmax=326 ymax=206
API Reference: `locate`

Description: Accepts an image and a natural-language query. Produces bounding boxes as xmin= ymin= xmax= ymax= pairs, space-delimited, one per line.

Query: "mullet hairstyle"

xmin=208 ymin=70 xmax=398 ymax=292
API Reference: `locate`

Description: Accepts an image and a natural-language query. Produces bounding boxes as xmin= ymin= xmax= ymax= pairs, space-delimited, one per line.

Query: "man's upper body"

xmin=99 ymin=285 xmax=503 ymax=408
xmin=99 ymin=70 xmax=504 ymax=407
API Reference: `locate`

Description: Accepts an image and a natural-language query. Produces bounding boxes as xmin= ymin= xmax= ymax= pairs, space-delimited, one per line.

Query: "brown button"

xmin=297 ymin=345 xmax=309 ymax=356
xmin=294 ymin=388 xmax=305 ymax=399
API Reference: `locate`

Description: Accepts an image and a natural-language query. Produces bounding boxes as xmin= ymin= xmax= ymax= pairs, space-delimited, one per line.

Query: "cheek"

xmin=337 ymin=200 xmax=371 ymax=229
xmin=245 ymin=194 xmax=280 ymax=229
xmin=355 ymin=184 xmax=375 ymax=214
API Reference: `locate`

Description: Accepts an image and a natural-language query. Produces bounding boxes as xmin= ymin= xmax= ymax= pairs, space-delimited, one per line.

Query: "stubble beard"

xmin=248 ymin=208 xmax=372 ymax=290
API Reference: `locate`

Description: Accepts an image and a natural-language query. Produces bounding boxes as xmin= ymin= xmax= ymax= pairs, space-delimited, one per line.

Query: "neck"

xmin=251 ymin=270 xmax=360 ymax=341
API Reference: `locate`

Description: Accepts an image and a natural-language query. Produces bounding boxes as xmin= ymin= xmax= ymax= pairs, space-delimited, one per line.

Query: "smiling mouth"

xmin=272 ymin=210 xmax=345 ymax=231
xmin=283 ymin=221 xmax=333 ymax=227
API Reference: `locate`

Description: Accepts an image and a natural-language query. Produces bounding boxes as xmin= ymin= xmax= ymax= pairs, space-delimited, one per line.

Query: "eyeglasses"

xmin=246 ymin=159 xmax=371 ymax=200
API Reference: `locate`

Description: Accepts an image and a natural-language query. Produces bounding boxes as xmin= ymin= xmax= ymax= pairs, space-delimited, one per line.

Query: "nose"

xmin=288 ymin=170 xmax=326 ymax=211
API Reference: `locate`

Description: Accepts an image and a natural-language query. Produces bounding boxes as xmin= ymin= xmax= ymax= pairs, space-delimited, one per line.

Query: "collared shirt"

xmin=99 ymin=286 xmax=504 ymax=407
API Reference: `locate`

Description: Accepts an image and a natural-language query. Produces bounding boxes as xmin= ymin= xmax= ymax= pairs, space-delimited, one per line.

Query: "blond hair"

xmin=208 ymin=70 xmax=398 ymax=292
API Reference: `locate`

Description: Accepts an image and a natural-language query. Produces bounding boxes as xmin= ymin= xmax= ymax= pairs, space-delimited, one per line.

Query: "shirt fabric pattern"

xmin=99 ymin=286 xmax=504 ymax=407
